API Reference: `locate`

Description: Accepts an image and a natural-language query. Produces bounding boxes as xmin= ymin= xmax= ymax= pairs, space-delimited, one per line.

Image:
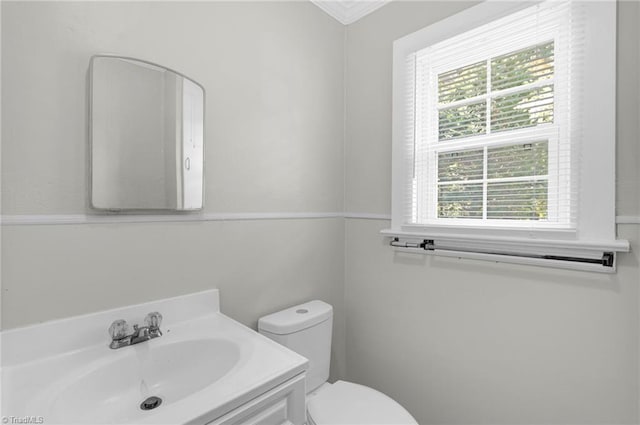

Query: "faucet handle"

xmin=108 ymin=319 xmax=129 ymax=340
xmin=144 ymin=312 xmax=163 ymax=329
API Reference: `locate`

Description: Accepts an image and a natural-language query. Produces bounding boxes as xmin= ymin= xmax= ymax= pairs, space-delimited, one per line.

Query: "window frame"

xmin=417 ymin=35 xmax=563 ymax=226
xmin=387 ymin=0 xmax=628 ymax=267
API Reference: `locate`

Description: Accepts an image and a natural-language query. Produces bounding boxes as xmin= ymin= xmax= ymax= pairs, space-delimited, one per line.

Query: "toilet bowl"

xmin=258 ymin=300 xmax=417 ymax=425
xmin=306 ymin=381 xmax=417 ymax=425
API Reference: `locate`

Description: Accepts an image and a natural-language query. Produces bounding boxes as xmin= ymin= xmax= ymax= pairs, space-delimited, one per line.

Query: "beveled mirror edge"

xmin=88 ymin=54 xmax=206 ymax=212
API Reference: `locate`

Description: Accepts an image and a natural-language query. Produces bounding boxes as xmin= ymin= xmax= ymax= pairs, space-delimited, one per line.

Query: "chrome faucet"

xmin=108 ymin=312 xmax=163 ymax=349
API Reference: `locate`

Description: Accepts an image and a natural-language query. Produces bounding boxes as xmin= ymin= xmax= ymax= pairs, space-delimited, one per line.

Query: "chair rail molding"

xmin=1 ymin=212 xmax=637 ymax=226
xmin=0 ymin=212 xmax=344 ymax=226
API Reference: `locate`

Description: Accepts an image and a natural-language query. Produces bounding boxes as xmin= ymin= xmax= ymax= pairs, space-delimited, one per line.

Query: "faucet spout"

xmin=108 ymin=312 xmax=163 ymax=349
xmin=130 ymin=324 xmax=151 ymax=344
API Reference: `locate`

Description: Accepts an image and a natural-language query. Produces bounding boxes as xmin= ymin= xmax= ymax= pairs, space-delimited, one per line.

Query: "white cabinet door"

xmin=206 ymin=374 xmax=306 ymax=425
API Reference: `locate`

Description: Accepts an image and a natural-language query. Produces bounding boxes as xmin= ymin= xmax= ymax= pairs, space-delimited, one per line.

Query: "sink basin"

xmin=1 ymin=290 xmax=308 ymax=425
xmin=44 ymin=339 xmax=240 ymax=424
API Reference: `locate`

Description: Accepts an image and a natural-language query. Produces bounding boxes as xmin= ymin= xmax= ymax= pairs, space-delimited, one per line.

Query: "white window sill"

xmin=380 ymin=228 xmax=630 ymax=273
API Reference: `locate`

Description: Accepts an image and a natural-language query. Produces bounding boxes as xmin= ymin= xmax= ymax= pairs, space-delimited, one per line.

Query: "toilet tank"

xmin=258 ymin=300 xmax=333 ymax=393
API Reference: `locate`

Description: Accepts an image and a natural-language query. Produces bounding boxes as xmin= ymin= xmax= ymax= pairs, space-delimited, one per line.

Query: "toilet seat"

xmin=306 ymin=380 xmax=417 ymax=425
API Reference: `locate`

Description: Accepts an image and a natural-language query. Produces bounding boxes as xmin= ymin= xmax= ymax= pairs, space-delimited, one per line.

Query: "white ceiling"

xmin=310 ymin=0 xmax=392 ymax=25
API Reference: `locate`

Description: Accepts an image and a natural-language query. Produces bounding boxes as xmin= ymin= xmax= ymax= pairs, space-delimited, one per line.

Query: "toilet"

xmin=258 ymin=300 xmax=417 ymax=425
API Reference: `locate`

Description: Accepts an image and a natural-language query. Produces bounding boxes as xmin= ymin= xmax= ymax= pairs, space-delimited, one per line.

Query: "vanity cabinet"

xmin=1 ymin=290 xmax=309 ymax=425
xmin=206 ymin=373 xmax=306 ymax=425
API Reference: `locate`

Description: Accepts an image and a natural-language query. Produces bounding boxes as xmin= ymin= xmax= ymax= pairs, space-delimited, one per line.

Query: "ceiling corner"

xmin=310 ymin=0 xmax=392 ymax=25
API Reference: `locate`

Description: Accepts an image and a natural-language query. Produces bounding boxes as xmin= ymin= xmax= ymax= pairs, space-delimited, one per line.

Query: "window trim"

xmin=387 ymin=0 xmax=629 ymax=271
xmin=419 ymin=35 xmax=562 ymax=225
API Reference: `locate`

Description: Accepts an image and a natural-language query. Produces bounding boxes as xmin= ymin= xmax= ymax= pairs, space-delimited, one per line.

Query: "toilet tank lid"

xmin=258 ymin=300 xmax=332 ymax=335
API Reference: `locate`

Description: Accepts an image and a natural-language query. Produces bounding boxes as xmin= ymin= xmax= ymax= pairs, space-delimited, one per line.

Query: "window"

xmin=388 ymin=1 xmax=628 ymax=271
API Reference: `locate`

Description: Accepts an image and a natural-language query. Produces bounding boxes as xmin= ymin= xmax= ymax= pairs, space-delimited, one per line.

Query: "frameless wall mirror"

xmin=90 ymin=55 xmax=204 ymax=211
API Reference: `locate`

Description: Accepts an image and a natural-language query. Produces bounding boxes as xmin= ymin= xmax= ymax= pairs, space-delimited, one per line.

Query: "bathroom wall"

xmin=344 ymin=1 xmax=640 ymax=424
xmin=3 ymin=1 xmax=639 ymax=423
xmin=0 ymin=1 xmax=347 ymax=378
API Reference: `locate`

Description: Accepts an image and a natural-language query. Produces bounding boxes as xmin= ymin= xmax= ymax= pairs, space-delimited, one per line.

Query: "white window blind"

xmin=411 ymin=1 xmax=578 ymax=230
xmin=388 ymin=0 xmax=628 ymax=271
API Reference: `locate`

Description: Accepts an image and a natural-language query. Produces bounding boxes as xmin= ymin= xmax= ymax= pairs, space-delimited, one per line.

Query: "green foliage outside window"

xmin=435 ymin=42 xmax=554 ymax=220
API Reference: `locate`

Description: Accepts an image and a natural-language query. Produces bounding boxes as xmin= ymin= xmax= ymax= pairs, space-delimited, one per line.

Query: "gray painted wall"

xmin=0 ymin=1 xmax=347 ymax=378
xmin=344 ymin=1 xmax=640 ymax=423
xmin=2 ymin=1 xmax=638 ymax=423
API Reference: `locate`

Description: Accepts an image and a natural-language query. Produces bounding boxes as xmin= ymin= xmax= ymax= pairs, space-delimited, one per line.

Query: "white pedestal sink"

xmin=1 ymin=290 xmax=308 ymax=425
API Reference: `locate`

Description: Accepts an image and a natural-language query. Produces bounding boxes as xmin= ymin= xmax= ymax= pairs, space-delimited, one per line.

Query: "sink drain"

xmin=140 ymin=396 xmax=162 ymax=411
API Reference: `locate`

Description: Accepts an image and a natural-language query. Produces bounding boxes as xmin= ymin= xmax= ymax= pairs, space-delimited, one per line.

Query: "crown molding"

xmin=310 ymin=0 xmax=391 ymax=25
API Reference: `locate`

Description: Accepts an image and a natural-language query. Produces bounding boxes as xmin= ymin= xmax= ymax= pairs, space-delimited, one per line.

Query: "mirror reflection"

xmin=90 ymin=56 xmax=204 ymax=211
